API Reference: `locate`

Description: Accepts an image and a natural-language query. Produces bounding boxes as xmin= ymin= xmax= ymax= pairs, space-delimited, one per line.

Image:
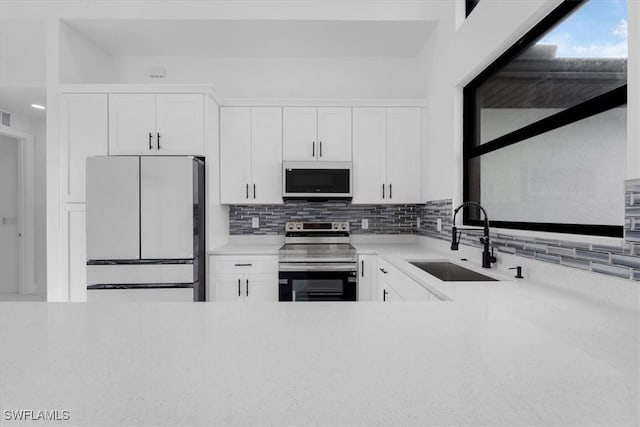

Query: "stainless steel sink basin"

xmin=409 ymin=261 xmax=498 ymax=282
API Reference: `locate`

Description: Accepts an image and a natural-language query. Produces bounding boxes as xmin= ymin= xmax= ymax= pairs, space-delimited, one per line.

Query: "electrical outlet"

xmin=416 ymin=217 xmax=420 ymax=228
xmin=361 ymin=218 xmax=369 ymax=230
xmin=437 ymin=218 xmax=442 ymax=232
xmin=252 ymin=217 xmax=259 ymax=228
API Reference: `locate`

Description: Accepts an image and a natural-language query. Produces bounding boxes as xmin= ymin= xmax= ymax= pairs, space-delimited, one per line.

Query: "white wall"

xmin=0 ymin=113 xmax=46 ymax=295
xmin=110 ymin=56 xmax=427 ymax=99
xmin=59 ymin=21 xmax=113 ymax=83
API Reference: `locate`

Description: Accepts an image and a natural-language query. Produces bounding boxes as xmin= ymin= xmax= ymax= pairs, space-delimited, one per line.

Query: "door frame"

xmin=0 ymin=124 xmax=36 ymax=295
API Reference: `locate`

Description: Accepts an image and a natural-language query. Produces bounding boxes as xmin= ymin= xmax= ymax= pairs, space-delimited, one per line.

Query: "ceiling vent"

xmin=148 ymin=66 xmax=167 ymax=79
xmin=1 ymin=110 xmax=11 ymax=127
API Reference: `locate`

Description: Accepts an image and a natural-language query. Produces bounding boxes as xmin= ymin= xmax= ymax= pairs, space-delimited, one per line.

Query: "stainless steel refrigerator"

xmin=85 ymin=156 xmax=205 ymax=302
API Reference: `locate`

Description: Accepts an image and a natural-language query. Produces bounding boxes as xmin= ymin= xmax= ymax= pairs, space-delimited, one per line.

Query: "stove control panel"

xmin=285 ymin=222 xmax=350 ymax=232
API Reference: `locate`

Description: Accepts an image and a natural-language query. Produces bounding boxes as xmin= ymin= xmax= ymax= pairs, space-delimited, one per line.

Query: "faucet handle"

xmin=490 ymin=247 xmax=497 ymax=263
xmin=509 ymin=266 xmax=524 ymax=279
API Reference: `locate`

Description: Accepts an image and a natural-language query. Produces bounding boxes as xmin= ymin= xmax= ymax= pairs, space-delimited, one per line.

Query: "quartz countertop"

xmin=3 ymin=238 xmax=637 ymax=425
xmin=1 ymin=298 xmax=638 ymax=426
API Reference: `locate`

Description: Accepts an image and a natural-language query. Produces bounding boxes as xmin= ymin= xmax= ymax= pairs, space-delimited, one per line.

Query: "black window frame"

xmin=463 ymin=0 xmax=627 ymax=238
xmin=466 ymin=0 xmax=480 ymax=17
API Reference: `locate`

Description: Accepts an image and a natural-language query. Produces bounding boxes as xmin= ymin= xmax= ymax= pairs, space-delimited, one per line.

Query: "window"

xmin=463 ymin=0 xmax=628 ymax=237
xmin=466 ymin=0 xmax=480 ymax=17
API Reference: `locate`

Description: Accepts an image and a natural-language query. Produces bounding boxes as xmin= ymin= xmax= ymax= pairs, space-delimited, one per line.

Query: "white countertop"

xmin=2 ymin=236 xmax=638 ymax=425
xmin=1 ymin=297 xmax=638 ymax=426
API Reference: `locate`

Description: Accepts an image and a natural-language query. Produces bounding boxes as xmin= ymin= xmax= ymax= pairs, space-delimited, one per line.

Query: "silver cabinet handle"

xmin=148 ymin=132 xmax=153 ymax=150
xmin=382 ymin=184 xmax=385 ymax=199
xmin=253 ymin=184 xmax=256 ymax=199
xmin=361 ymin=260 xmax=364 ymax=277
xmin=312 ymin=141 xmax=315 ymax=157
xmin=237 ymin=279 xmax=241 ymax=297
xmin=246 ymin=184 xmax=249 ymax=199
xmin=246 ymin=279 xmax=249 ymax=296
xmin=383 ymin=289 xmax=388 ymax=302
xmin=379 ymin=268 xmax=388 ymax=274
xmin=389 ymin=183 xmax=392 ymax=199
xmin=157 ymin=132 xmax=161 ymax=150
xmin=234 ymin=263 xmax=252 ymax=267
xmin=319 ymin=141 xmax=322 ymax=157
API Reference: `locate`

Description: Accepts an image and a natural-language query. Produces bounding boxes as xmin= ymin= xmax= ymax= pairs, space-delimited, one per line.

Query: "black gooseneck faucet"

xmin=451 ymin=201 xmax=497 ymax=268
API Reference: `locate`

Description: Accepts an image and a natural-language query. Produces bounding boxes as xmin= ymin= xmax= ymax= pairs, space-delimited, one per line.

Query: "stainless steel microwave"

xmin=282 ymin=161 xmax=353 ymax=199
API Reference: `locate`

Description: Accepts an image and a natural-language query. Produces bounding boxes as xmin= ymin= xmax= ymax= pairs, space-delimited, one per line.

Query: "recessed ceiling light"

xmin=31 ymin=104 xmax=46 ymax=110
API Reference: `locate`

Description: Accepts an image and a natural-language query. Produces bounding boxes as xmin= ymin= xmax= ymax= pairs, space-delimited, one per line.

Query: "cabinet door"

xmin=213 ymin=274 xmax=243 ymax=302
xmin=357 ymin=255 xmax=378 ymax=301
xmin=385 ymin=285 xmax=403 ymax=301
xmin=59 ymin=94 xmax=108 ymax=202
xmin=386 ymin=108 xmax=421 ymax=203
xmin=244 ymin=274 xmax=278 ymax=302
xmin=140 ymin=157 xmax=194 ymax=259
xmin=283 ymin=107 xmax=317 ymax=161
xmin=251 ymin=107 xmax=283 ymax=204
xmin=61 ymin=205 xmax=86 ymax=302
xmin=317 ymin=107 xmax=352 ymax=161
xmin=220 ymin=107 xmax=252 ymax=204
xmin=109 ymin=94 xmax=156 ymax=155
xmin=352 ymin=108 xmax=387 ymax=204
xmin=155 ymin=94 xmax=204 ymax=155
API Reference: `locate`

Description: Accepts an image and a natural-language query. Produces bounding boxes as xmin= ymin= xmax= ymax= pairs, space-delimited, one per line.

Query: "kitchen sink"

xmin=409 ymin=261 xmax=498 ymax=282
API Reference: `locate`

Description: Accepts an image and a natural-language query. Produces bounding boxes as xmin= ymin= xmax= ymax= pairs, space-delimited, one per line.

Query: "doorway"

xmin=0 ymin=126 xmax=38 ymax=301
xmin=0 ymin=134 xmax=20 ymax=296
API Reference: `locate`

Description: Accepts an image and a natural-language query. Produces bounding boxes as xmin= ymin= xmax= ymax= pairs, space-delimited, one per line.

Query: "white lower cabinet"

xmin=377 ymin=257 xmax=432 ymax=301
xmin=357 ymin=254 xmax=378 ymax=301
xmin=209 ymin=255 xmax=278 ymax=302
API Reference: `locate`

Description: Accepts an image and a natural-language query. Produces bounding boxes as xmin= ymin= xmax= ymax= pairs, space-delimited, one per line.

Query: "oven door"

xmin=279 ymin=264 xmax=357 ymax=301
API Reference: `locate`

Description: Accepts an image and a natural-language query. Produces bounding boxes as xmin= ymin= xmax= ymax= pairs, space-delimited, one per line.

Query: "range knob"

xmin=296 ymin=223 xmax=302 ymax=230
xmin=340 ymin=223 xmax=347 ymax=230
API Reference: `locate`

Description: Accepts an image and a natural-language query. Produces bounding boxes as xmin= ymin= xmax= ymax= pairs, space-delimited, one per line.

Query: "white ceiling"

xmin=0 ymin=86 xmax=47 ymax=120
xmin=66 ymin=19 xmax=436 ymax=57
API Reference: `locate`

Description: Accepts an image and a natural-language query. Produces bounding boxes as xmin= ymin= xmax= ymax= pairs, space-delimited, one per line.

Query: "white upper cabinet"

xmin=283 ymin=107 xmax=351 ymax=161
xmin=155 ymin=94 xmax=205 ymax=155
xmin=282 ymin=107 xmax=317 ymax=161
xmin=220 ymin=107 xmax=252 ymax=204
xmin=317 ymin=108 xmax=352 ymax=161
xmin=59 ymin=93 xmax=109 ymax=202
xmin=352 ymin=108 xmax=387 ymax=204
xmin=386 ymin=108 xmax=421 ymax=204
xmin=250 ymin=107 xmax=283 ymax=204
xmin=220 ymin=107 xmax=283 ymax=204
xmin=352 ymin=107 xmax=421 ymax=204
xmin=109 ymin=93 xmax=204 ymax=156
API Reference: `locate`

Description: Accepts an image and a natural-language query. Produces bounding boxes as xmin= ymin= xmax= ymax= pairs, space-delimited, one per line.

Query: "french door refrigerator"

xmin=86 ymin=156 xmax=205 ymax=302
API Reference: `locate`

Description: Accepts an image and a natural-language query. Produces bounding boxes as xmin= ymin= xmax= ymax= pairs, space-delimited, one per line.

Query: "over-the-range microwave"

xmin=282 ymin=161 xmax=352 ymax=199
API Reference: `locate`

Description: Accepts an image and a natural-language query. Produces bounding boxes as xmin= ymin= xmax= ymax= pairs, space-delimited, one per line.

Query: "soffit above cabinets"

xmin=64 ymin=19 xmax=437 ymax=58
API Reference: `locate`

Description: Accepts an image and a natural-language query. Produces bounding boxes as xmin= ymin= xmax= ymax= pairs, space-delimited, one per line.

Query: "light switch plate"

xmin=252 ymin=217 xmax=259 ymax=228
xmin=437 ymin=218 xmax=442 ymax=232
xmin=361 ymin=218 xmax=369 ymax=230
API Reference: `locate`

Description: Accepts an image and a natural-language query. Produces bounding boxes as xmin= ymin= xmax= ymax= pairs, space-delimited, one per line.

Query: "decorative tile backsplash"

xmin=229 ymin=200 xmax=418 ymax=235
xmin=416 ymin=189 xmax=640 ymax=281
xmin=229 ymin=182 xmax=640 ymax=281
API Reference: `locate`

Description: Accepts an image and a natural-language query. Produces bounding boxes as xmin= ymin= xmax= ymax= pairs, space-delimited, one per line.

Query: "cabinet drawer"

xmin=211 ymin=255 xmax=278 ymax=275
xmin=378 ymin=258 xmax=430 ymax=301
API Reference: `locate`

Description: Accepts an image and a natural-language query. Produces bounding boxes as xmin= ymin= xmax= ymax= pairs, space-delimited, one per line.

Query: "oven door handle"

xmin=279 ymin=263 xmax=357 ymax=272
